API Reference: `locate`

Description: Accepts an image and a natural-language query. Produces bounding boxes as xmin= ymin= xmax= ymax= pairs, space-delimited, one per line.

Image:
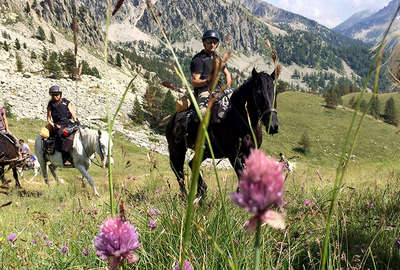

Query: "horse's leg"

xmin=0 ymin=166 xmax=5 ymax=184
xmin=169 ymin=146 xmax=187 ymax=196
xmin=189 ymin=157 xmax=208 ymax=199
xmin=48 ymin=164 xmax=64 ymax=184
xmin=12 ymin=166 xmax=21 ymax=188
xmin=76 ymin=164 xmax=99 ymax=197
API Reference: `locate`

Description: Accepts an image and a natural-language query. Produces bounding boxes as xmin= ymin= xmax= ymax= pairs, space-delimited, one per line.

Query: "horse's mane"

xmin=79 ymin=128 xmax=99 ymax=154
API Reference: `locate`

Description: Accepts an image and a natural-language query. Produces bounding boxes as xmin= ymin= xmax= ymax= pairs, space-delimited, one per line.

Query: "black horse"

xmin=0 ymin=134 xmax=21 ymax=187
xmin=166 ymin=68 xmax=279 ymax=197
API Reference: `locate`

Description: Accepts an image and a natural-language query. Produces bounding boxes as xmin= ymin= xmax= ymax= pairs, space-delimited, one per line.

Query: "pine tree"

xmin=324 ymin=87 xmax=339 ymax=109
xmin=24 ymin=2 xmax=31 ymax=13
xmin=91 ymin=67 xmax=101 ymax=78
xmin=23 ymin=42 xmax=27 ymax=49
xmin=60 ymin=49 xmax=77 ymax=79
xmin=30 ymin=51 xmax=37 ymax=59
xmin=116 ymin=53 xmax=122 ymax=67
xmin=15 ymin=38 xmax=21 ymax=50
xmin=50 ymin=32 xmax=56 ymax=44
xmin=41 ymin=46 xmax=48 ymax=61
xmin=3 ymin=41 xmax=9 ymax=51
xmin=16 ymin=53 xmax=23 ymax=73
xmin=348 ymin=96 xmax=355 ymax=108
xmin=360 ymin=99 xmax=367 ymax=113
xmin=369 ymin=95 xmax=380 ymax=119
xmin=36 ymin=26 xmax=46 ymax=41
xmin=131 ymin=97 xmax=144 ymax=125
xmin=44 ymin=52 xmax=62 ymax=79
xmin=298 ymin=131 xmax=311 ymax=154
xmin=80 ymin=60 xmax=91 ymax=75
xmin=384 ymin=97 xmax=398 ymax=126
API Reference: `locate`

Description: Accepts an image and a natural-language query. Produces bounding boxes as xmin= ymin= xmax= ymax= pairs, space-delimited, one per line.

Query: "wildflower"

xmin=149 ymin=209 xmax=161 ymax=216
xmin=62 ymin=202 xmax=66 ymax=207
xmin=60 ymin=244 xmax=68 ymax=254
xmin=43 ymin=234 xmax=48 ymax=240
xmin=46 ymin=241 xmax=53 ymax=246
xmin=305 ymin=200 xmax=311 ymax=207
xmin=394 ymin=238 xmax=400 ymax=249
xmin=148 ymin=218 xmax=157 ymax=230
xmin=174 ymin=260 xmax=193 ymax=270
xmin=283 ymin=201 xmax=288 ymax=206
xmin=8 ymin=233 xmax=17 ymax=242
xmin=155 ymin=189 xmax=161 ymax=194
xmin=58 ymin=232 xmax=62 ymax=236
xmin=33 ymin=238 xmax=38 ymax=245
xmin=93 ymin=208 xmax=98 ymax=215
xmin=36 ymin=232 xmax=41 ymax=237
xmin=82 ymin=247 xmax=89 ymax=256
xmin=231 ymin=149 xmax=285 ymax=231
xmin=57 ymin=207 xmax=61 ymax=212
xmin=94 ymin=217 xmax=141 ymax=270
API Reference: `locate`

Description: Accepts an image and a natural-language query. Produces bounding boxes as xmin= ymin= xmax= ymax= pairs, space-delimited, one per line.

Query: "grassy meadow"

xmin=1 ymin=91 xmax=400 ymax=269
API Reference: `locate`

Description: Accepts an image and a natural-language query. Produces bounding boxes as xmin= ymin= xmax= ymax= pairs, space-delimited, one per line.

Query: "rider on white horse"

xmin=46 ymin=85 xmax=79 ymax=166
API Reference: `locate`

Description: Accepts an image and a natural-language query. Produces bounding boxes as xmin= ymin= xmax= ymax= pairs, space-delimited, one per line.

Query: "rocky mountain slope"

xmin=334 ymin=0 xmax=400 ymax=44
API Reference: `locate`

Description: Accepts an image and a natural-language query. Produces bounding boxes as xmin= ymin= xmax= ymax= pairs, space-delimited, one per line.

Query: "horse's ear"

xmin=270 ymin=64 xmax=281 ymax=81
xmin=252 ymin=68 xmax=258 ymax=78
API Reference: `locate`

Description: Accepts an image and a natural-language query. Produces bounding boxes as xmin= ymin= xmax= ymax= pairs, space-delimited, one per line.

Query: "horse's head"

xmin=97 ymin=130 xmax=114 ymax=168
xmin=251 ymin=68 xmax=279 ymax=134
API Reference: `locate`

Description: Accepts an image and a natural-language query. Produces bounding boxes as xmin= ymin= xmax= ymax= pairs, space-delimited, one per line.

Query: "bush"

xmin=30 ymin=51 xmax=37 ymax=59
xmin=50 ymin=32 xmax=56 ymax=44
xmin=298 ymin=131 xmax=311 ymax=154
xmin=3 ymin=41 xmax=9 ymax=52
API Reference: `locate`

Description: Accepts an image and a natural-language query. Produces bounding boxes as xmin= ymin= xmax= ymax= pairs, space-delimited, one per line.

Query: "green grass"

xmin=1 ymin=91 xmax=400 ymax=269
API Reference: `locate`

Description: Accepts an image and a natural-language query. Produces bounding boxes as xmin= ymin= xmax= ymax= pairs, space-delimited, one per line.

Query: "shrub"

xmin=60 ymin=49 xmax=77 ymax=79
xmin=44 ymin=52 xmax=62 ymax=79
xmin=384 ymin=97 xmax=398 ymax=126
xmin=298 ymin=131 xmax=311 ymax=154
xmin=15 ymin=38 xmax=21 ymax=50
xmin=36 ymin=26 xmax=46 ymax=41
xmin=131 ymin=97 xmax=145 ymax=125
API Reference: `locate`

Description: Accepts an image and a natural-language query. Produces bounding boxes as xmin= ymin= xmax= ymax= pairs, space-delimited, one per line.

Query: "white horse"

xmin=35 ymin=127 xmax=113 ymax=196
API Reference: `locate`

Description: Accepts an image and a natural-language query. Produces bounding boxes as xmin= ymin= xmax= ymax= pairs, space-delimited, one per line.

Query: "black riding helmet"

xmin=202 ymin=29 xmax=220 ymax=43
xmin=49 ymin=85 xmax=62 ymax=95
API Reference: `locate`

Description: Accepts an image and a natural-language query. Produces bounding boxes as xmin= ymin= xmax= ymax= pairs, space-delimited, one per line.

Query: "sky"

xmin=264 ymin=0 xmax=392 ymax=28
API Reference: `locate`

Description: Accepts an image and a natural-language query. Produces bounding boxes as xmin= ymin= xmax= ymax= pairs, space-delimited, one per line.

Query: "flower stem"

xmin=104 ymin=0 xmax=114 ymax=217
xmin=254 ymin=219 xmax=262 ymax=270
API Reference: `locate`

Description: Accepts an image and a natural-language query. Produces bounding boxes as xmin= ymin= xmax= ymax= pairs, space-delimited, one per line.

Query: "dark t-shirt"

xmin=190 ymin=50 xmax=225 ymax=95
xmin=47 ymin=98 xmax=72 ymax=126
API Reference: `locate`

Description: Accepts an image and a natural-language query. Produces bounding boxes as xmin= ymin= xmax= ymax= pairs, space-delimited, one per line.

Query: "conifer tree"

xmin=60 ymin=49 xmax=77 ymax=79
xmin=3 ymin=41 xmax=9 ymax=51
xmin=15 ymin=38 xmax=21 ymax=50
xmin=50 ymin=32 xmax=56 ymax=44
xmin=369 ymin=95 xmax=380 ymax=119
xmin=131 ymin=97 xmax=144 ymax=125
xmin=44 ymin=52 xmax=62 ymax=79
xmin=36 ymin=26 xmax=46 ymax=41
xmin=24 ymin=2 xmax=31 ymax=13
xmin=298 ymin=131 xmax=311 ymax=154
xmin=116 ymin=53 xmax=122 ymax=67
xmin=384 ymin=97 xmax=398 ymax=126
xmin=30 ymin=50 xmax=37 ymax=59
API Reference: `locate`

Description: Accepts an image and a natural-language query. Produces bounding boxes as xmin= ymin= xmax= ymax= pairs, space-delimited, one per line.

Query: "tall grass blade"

xmin=320 ymin=4 xmax=400 ymax=269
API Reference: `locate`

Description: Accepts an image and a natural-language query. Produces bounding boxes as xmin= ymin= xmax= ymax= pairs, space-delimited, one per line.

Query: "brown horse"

xmin=0 ymin=134 xmax=21 ymax=187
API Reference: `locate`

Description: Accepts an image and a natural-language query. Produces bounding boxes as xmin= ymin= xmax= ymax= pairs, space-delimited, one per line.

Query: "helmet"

xmin=202 ymin=30 xmax=220 ymax=42
xmin=49 ymin=85 xmax=62 ymax=95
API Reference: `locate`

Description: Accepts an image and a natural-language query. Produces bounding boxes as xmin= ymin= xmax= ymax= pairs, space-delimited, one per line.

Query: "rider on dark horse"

xmin=191 ymin=30 xmax=232 ymax=117
xmin=0 ymin=105 xmax=20 ymax=151
xmin=46 ymin=85 xmax=79 ymax=166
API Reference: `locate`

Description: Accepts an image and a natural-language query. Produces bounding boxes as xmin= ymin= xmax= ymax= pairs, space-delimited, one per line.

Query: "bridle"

xmin=251 ymin=75 xmax=277 ymax=122
xmin=79 ymin=129 xmax=105 ymax=168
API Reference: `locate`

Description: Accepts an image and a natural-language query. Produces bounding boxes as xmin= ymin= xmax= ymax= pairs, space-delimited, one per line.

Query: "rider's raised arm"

xmin=2 ymin=110 xmax=10 ymax=133
xmin=68 ymin=103 xmax=78 ymax=122
xmin=223 ymin=66 xmax=232 ymax=88
xmin=47 ymin=108 xmax=55 ymax=128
